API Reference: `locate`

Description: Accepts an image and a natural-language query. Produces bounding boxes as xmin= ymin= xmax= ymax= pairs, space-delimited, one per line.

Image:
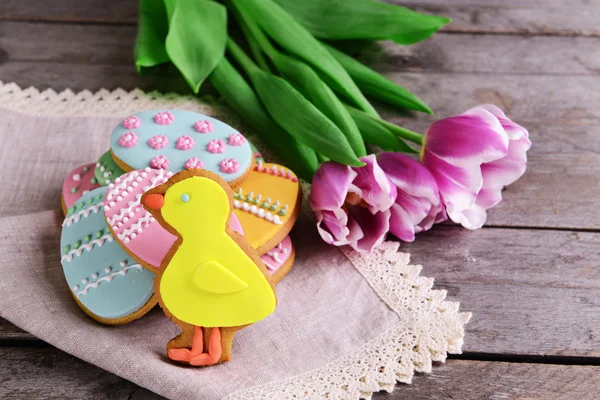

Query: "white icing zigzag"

xmin=117 ymin=213 xmax=155 ymax=243
xmin=62 ymin=203 xmax=103 ymax=227
xmin=61 ymin=233 xmax=114 ymax=264
xmin=75 ymin=264 xmax=142 ymax=297
xmin=234 ymin=200 xmax=283 ymax=225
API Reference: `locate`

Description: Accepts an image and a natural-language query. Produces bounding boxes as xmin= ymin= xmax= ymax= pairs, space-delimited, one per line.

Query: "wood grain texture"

xmin=0 ymin=347 xmax=162 ymax=400
xmin=375 ymin=359 xmax=600 ymax=400
xmin=3 ymin=0 xmax=600 ymax=37
xmin=401 ymin=226 xmax=600 ymax=357
xmin=0 ymin=319 xmax=33 ymax=341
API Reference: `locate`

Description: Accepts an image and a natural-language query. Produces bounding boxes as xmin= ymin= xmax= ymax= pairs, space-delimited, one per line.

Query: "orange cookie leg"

xmin=190 ymin=327 xmax=222 ymax=366
xmin=168 ymin=326 xmax=204 ymax=362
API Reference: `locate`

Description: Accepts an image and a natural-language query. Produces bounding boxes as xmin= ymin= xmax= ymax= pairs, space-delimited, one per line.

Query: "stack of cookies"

xmin=59 ymin=110 xmax=301 ymax=366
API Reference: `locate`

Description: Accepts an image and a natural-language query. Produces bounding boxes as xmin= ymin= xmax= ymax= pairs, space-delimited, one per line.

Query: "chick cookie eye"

xmin=181 ymin=193 xmax=190 ymax=203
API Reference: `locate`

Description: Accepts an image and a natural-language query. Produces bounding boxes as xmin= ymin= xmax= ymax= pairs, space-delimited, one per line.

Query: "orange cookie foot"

xmin=168 ymin=326 xmax=222 ymax=366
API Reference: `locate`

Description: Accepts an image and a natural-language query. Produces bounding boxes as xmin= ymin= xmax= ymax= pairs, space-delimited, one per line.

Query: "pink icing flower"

xmin=228 ymin=133 xmax=246 ymax=146
xmin=148 ymin=135 xmax=168 ymax=150
xmin=118 ymin=132 xmax=138 ymax=148
xmin=176 ymin=135 xmax=195 ymax=150
xmin=122 ymin=115 xmax=141 ymax=129
xmin=150 ymin=155 xmax=170 ymax=170
xmin=207 ymin=139 xmax=226 ymax=154
xmin=185 ymin=157 xmax=204 ymax=169
xmin=220 ymin=159 xmax=239 ymax=174
xmin=194 ymin=120 xmax=213 ymax=133
xmin=154 ymin=111 xmax=174 ymax=125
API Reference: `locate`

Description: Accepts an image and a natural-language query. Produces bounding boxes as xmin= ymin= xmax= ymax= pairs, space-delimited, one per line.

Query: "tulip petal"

xmin=315 ymin=209 xmax=352 ymax=246
xmin=424 ymin=107 xmax=509 ymax=167
xmin=346 ymin=206 xmax=390 ymax=253
xmin=311 ymin=161 xmax=357 ymax=211
xmin=377 ymin=152 xmax=441 ymax=205
xmin=388 ymin=203 xmax=417 ymax=242
xmin=352 ymin=154 xmax=397 ymax=213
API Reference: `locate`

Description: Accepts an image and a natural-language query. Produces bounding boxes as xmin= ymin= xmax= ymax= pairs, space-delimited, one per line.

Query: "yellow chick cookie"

xmin=143 ymin=169 xmax=277 ymax=367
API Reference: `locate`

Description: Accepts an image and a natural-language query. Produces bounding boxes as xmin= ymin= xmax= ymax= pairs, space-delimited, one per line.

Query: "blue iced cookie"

xmin=60 ymin=187 xmax=156 ymax=324
xmin=110 ymin=110 xmax=253 ymax=185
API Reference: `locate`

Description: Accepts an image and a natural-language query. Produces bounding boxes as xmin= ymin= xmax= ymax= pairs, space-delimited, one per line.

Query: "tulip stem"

xmin=370 ymin=117 xmax=424 ymax=145
xmin=226 ymin=37 xmax=261 ymax=78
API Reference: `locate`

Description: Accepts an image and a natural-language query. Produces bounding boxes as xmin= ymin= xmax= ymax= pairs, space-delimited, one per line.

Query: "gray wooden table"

xmin=1 ymin=1 xmax=599 ymax=398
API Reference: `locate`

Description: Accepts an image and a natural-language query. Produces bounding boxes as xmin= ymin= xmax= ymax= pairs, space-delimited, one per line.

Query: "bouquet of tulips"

xmin=134 ymin=0 xmax=531 ymax=253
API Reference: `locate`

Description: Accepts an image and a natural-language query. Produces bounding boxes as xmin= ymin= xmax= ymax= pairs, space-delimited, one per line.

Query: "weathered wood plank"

xmin=0 ymin=346 xmax=597 ymax=399
xmin=2 ymin=0 xmax=600 ymax=37
xmin=0 ymin=319 xmax=34 ymax=341
xmin=401 ymin=226 xmax=600 ymax=357
xmin=0 ymin=347 xmax=162 ymax=399
xmin=377 ymin=359 xmax=600 ymax=399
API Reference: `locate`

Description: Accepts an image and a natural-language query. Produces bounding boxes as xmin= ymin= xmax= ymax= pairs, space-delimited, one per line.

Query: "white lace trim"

xmin=0 ymin=81 xmax=470 ymax=399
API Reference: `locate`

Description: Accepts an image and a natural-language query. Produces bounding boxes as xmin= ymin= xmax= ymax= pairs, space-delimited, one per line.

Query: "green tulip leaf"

xmin=164 ymin=0 xmax=227 ymax=93
xmin=276 ymin=0 xmax=450 ymax=45
xmin=134 ymin=0 xmax=170 ymax=73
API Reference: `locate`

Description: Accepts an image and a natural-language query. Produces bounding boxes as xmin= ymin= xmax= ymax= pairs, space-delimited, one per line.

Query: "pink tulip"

xmin=377 ymin=152 xmax=447 ymax=242
xmin=421 ymin=104 xmax=531 ymax=229
xmin=310 ymin=155 xmax=396 ymax=253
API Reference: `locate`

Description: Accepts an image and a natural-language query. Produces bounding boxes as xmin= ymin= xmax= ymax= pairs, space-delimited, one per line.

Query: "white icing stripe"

xmin=117 ymin=213 xmax=154 ymax=241
xmin=62 ymin=204 xmax=103 ymax=227
xmin=75 ymin=264 xmax=142 ymax=297
xmin=114 ymin=170 xmax=139 ymax=191
xmin=107 ymin=170 xmax=165 ymax=224
xmin=233 ymin=200 xmax=283 ymax=225
xmin=61 ymin=234 xmax=114 ymax=264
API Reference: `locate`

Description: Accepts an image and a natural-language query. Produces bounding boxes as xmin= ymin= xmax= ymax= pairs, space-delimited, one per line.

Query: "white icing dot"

xmin=117 ymin=222 xmax=123 ymax=228
xmin=124 ymin=217 xmax=129 ymax=223
xmin=105 ymin=179 xmax=110 ymax=184
xmin=122 ymin=191 xmax=128 ymax=197
xmin=105 ymin=267 xmax=112 ymax=273
xmin=108 ymin=183 xmax=114 ymax=189
xmin=250 ymin=205 xmax=258 ymax=214
xmin=81 ymin=278 xmax=88 ymax=284
xmin=141 ymin=172 xmax=147 ymax=178
xmin=120 ymin=260 xmax=127 ymax=267
xmin=137 ymin=228 xmax=142 ymax=234
xmin=91 ymin=273 xmax=98 ymax=279
xmin=132 ymin=181 xmax=138 ymax=187
xmin=242 ymin=203 xmax=250 ymax=211
xmin=145 ymin=167 xmax=151 ymax=172
xmin=96 ymin=162 xmax=100 ymax=167
xmin=109 ymin=201 xmax=115 ymax=207
xmin=136 ymin=176 xmax=142 ymax=182
xmin=115 ymin=177 xmax=121 ymax=183
xmin=72 ymin=285 xmax=79 ymax=291
xmin=129 ymin=212 xmax=134 ymax=217
xmin=127 ymin=186 xmax=133 ymax=192
xmin=135 ymin=207 xmax=141 ymax=212
xmin=100 ymin=165 xmax=105 ymax=171
xmin=104 ymin=205 xmax=110 ymax=211
xmin=124 ymin=238 xmax=130 ymax=244
xmin=72 ymin=174 xmax=81 ymax=181
xmin=82 ymin=190 xmax=89 ymax=196
xmin=258 ymin=209 xmax=265 ymax=217
xmin=131 ymin=233 xmax=137 ymax=239
xmin=117 ymin=196 xmax=123 ymax=201
xmin=103 ymin=172 xmax=109 ymax=178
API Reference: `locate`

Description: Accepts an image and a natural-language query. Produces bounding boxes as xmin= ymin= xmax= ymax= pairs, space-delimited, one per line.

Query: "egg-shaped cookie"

xmin=60 ymin=187 xmax=156 ymax=324
xmin=62 ymin=163 xmax=102 ymax=215
xmin=232 ymin=162 xmax=301 ymax=253
xmin=95 ymin=150 xmax=126 ymax=186
xmin=110 ymin=110 xmax=253 ymax=186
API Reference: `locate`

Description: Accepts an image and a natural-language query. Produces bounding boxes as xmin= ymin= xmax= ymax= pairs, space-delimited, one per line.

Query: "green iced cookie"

xmin=94 ymin=151 xmax=126 ymax=186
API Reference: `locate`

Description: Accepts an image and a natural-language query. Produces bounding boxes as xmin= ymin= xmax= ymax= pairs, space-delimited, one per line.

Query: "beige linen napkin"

xmin=0 ymin=84 xmax=470 ymax=399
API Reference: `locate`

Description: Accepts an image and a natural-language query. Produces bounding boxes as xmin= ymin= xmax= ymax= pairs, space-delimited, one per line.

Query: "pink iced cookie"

xmin=104 ymin=168 xmax=246 ymax=268
xmin=261 ymin=236 xmax=293 ymax=274
xmin=62 ymin=163 xmax=102 ymax=213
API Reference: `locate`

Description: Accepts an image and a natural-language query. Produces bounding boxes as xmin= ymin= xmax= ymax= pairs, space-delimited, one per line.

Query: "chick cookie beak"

xmin=144 ymin=193 xmax=164 ymax=210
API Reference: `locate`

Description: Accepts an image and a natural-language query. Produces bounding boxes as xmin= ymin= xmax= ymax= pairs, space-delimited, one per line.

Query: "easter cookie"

xmin=61 ymin=163 xmax=102 ymax=215
xmin=95 ymin=150 xmax=126 ymax=186
xmin=60 ymin=187 xmax=157 ymax=324
xmin=249 ymin=142 xmax=264 ymax=164
xmin=263 ymin=236 xmax=295 ymax=284
xmin=110 ymin=110 xmax=254 ymax=186
xmin=233 ymin=162 xmax=301 ymax=254
xmin=141 ymin=169 xmax=276 ymax=366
